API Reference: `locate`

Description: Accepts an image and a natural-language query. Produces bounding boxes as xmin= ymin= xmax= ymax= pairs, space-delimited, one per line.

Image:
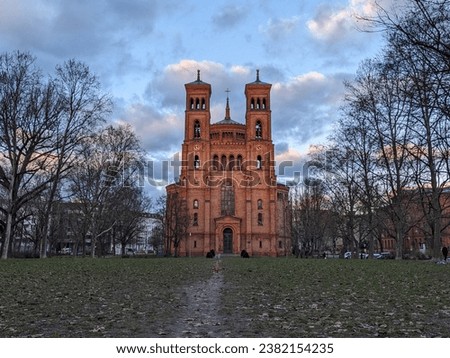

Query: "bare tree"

xmin=313 ymin=146 xmax=361 ymax=257
xmin=163 ymin=191 xmax=190 ymax=257
xmin=361 ymin=0 xmax=450 ymax=258
xmin=389 ymin=10 xmax=450 ymax=259
xmin=109 ymin=186 xmax=151 ymax=256
xmin=351 ymin=57 xmax=417 ymax=259
xmin=150 ymin=219 xmax=165 ymax=256
xmin=334 ymin=91 xmax=382 ymax=257
xmin=364 ymin=0 xmax=450 ymax=70
xmin=154 ymin=195 xmax=167 ymax=255
xmin=38 ymin=59 xmax=111 ymax=258
xmin=0 ymin=52 xmax=61 ymax=259
xmin=68 ymin=124 xmax=144 ymax=257
xmin=0 ymin=52 xmax=111 ymax=259
xmin=290 ymin=180 xmax=335 ymax=258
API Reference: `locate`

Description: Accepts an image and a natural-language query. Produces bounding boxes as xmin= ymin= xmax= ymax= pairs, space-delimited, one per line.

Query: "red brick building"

xmin=377 ymin=189 xmax=450 ymax=257
xmin=166 ymin=70 xmax=290 ymax=256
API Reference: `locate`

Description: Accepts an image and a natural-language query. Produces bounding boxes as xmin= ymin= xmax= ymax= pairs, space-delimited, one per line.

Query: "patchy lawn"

xmin=0 ymin=257 xmax=213 ymax=337
xmin=1 ymin=256 xmax=449 ymax=337
xmin=221 ymin=257 xmax=450 ymax=337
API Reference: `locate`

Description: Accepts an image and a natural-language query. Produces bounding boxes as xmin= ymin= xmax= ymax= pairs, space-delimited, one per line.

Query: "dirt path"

xmin=164 ymin=267 xmax=228 ymax=338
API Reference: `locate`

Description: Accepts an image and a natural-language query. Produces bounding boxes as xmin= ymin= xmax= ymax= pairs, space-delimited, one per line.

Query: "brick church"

xmin=165 ymin=70 xmax=290 ymax=256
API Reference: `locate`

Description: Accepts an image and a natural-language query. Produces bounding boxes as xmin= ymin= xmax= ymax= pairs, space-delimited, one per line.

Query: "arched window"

xmin=193 ymin=213 xmax=198 ymax=226
xmin=229 ymin=155 xmax=235 ymax=171
xmin=251 ymin=98 xmax=255 ymax=109
xmin=258 ymin=213 xmax=263 ymax=226
xmin=262 ymin=98 xmax=266 ymax=109
xmin=237 ymin=155 xmax=243 ymax=170
xmin=213 ymin=155 xmax=219 ymax=171
xmin=221 ymin=180 xmax=235 ymax=216
xmin=194 ymin=120 xmax=201 ymax=138
xmin=257 ymin=199 xmax=263 ymax=210
xmin=194 ymin=155 xmax=200 ymax=169
xmin=201 ymin=98 xmax=206 ymax=109
xmin=196 ymin=98 xmax=200 ymax=109
xmin=256 ymin=155 xmax=262 ymax=169
xmin=190 ymin=98 xmax=194 ymax=109
xmin=221 ymin=155 xmax=227 ymax=171
xmin=256 ymin=98 xmax=261 ymax=109
xmin=193 ymin=199 xmax=199 ymax=209
xmin=256 ymin=121 xmax=262 ymax=139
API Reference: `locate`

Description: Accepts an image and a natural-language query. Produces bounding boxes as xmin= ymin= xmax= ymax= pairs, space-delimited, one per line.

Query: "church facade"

xmin=165 ymin=70 xmax=290 ymax=256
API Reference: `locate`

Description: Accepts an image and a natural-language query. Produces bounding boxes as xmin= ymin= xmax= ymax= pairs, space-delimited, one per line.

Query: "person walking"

xmin=442 ymin=246 xmax=448 ymax=262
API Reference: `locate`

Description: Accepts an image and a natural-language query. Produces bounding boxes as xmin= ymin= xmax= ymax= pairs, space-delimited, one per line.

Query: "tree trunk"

xmin=432 ymin=206 xmax=442 ymax=260
xmin=429 ymin=189 xmax=441 ymax=259
xmin=174 ymin=241 xmax=179 ymax=257
xmin=39 ymin=199 xmax=54 ymax=259
xmin=377 ymin=236 xmax=384 ymax=253
xmin=91 ymin=238 xmax=96 ymax=258
xmin=395 ymin=229 xmax=403 ymax=260
xmin=1 ymin=212 xmax=13 ymax=259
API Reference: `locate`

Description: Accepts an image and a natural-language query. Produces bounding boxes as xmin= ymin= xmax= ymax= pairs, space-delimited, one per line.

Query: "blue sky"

xmin=0 ymin=0 xmax=394 ymax=192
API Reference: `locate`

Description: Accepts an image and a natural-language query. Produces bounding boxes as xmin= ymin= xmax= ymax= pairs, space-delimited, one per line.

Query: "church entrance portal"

xmin=223 ymin=228 xmax=233 ymax=254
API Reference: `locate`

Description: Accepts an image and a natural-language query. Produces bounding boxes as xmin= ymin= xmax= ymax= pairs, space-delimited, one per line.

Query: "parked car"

xmin=375 ymin=252 xmax=394 ymax=259
xmin=344 ymin=251 xmax=369 ymax=259
xmin=60 ymin=247 xmax=72 ymax=255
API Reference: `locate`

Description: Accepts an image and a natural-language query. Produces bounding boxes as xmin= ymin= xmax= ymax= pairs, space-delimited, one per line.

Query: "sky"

xmin=0 ymin=0 xmax=395 ymax=194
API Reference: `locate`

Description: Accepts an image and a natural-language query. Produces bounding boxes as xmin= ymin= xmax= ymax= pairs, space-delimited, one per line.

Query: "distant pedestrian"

xmin=442 ymin=247 xmax=448 ymax=262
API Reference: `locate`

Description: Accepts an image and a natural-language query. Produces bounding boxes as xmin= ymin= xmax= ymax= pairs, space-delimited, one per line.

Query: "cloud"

xmin=0 ymin=0 xmax=386 ymax=198
xmin=129 ymin=59 xmax=349 ymax=190
xmin=125 ymin=60 xmax=259 ymax=155
xmin=259 ymin=16 xmax=301 ymax=41
xmin=148 ymin=59 xmax=257 ymax=119
xmin=275 ymin=142 xmax=290 ymax=155
xmin=271 ymin=71 xmax=347 ymax=147
xmin=306 ymin=0 xmax=390 ymax=43
xmin=257 ymin=15 xmax=308 ymax=60
xmin=117 ymin=103 xmax=183 ymax=154
xmin=212 ymin=5 xmax=248 ymax=28
xmin=0 ymin=0 xmax=172 ymax=73
xmin=148 ymin=60 xmax=293 ymax=129
xmin=131 ymin=60 xmax=349 ymax=169
xmin=230 ymin=65 xmax=251 ymax=76
xmin=275 ymin=146 xmax=307 ymax=184
xmin=148 ymin=60 xmax=226 ymax=110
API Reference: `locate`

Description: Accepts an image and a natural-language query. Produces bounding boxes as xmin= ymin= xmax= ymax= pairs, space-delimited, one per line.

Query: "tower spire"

xmin=225 ymin=88 xmax=231 ymax=120
xmin=256 ymin=69 xmax=260 ymax=82
xmin=197 ymin=69 xmax=201 ymax=81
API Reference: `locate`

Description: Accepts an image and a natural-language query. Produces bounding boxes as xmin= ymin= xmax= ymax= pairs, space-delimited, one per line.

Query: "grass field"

xmin=1 ymin=256 xmax=449 ymax=338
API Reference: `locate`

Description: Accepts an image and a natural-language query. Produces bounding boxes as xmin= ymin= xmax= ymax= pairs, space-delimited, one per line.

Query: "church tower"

xmin=181 ymin=70 xmax=211 ymax=184
xmin=244 ymin=69 xmax=276 ymax=186
xmin=166 ymin=70 xmax=290 ymax=257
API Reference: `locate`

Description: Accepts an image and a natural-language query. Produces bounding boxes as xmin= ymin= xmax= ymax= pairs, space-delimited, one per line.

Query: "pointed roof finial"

xmin=225 ymin=88 xmax=231 ymax=120
xmin=197 ymin=69 xmax=201 ymax=81
xmin=256 ymin=69 xmax=260 ymax=82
